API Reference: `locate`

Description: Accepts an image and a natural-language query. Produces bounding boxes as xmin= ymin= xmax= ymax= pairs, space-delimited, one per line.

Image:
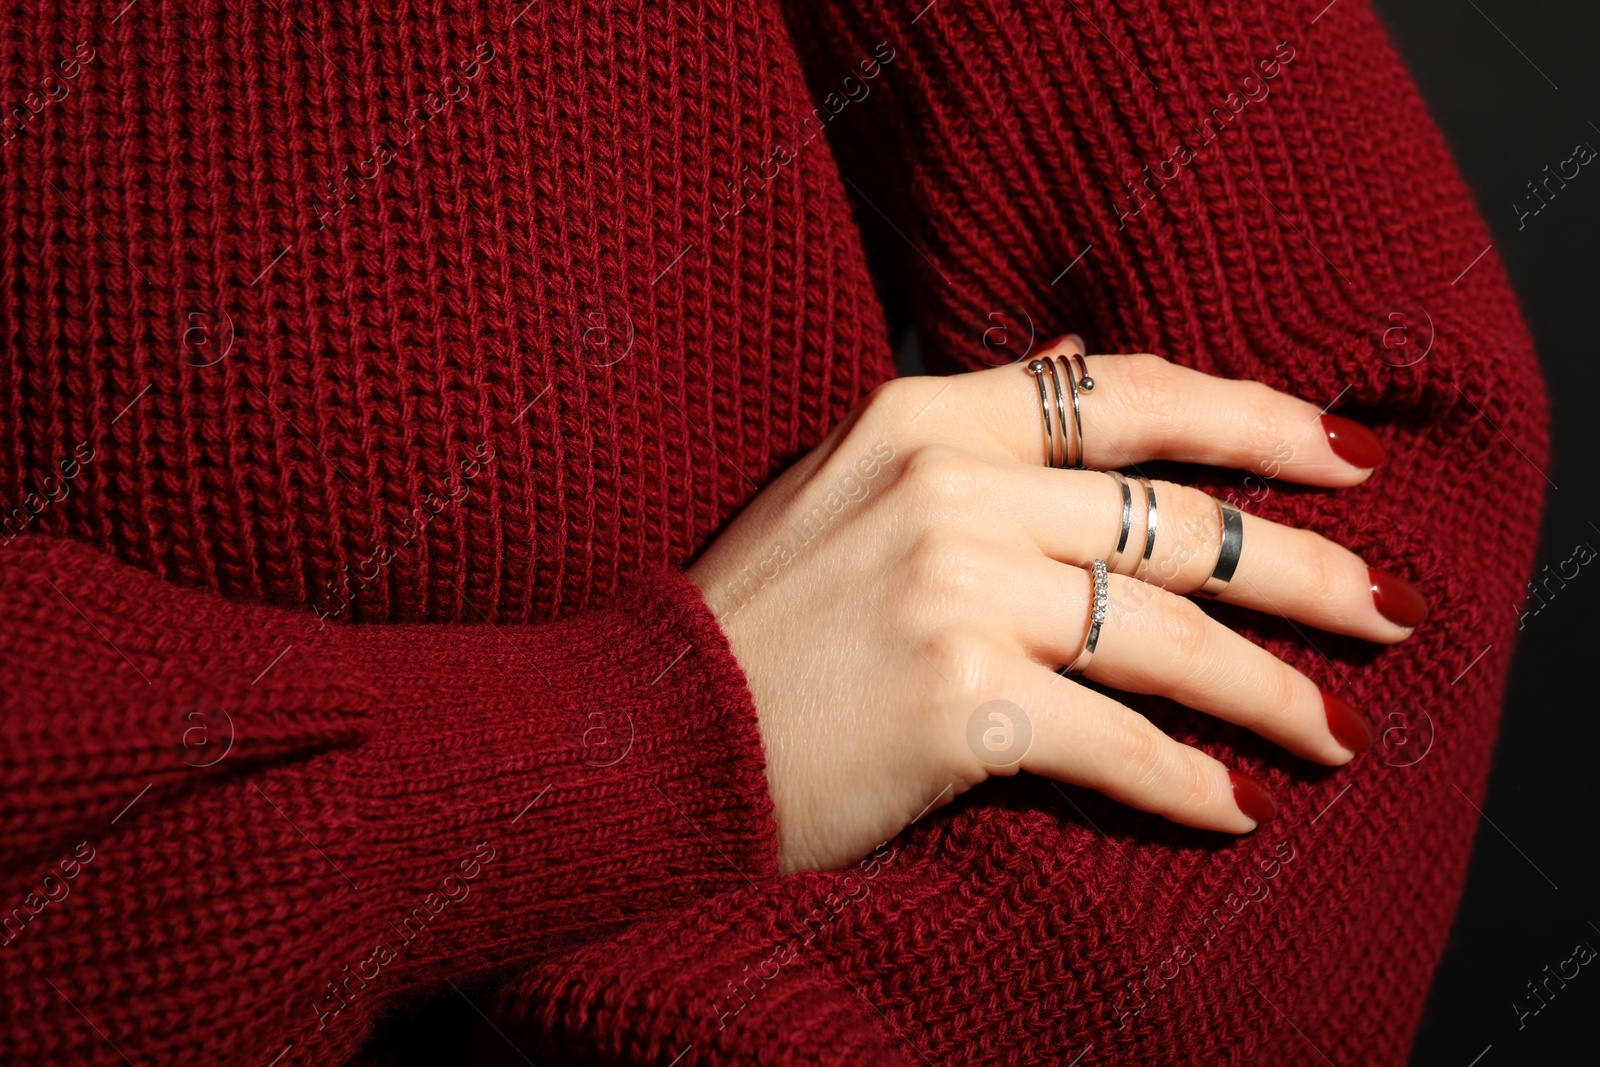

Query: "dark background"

xmin=1366 ymin=1 xmax=1600 ymax=1063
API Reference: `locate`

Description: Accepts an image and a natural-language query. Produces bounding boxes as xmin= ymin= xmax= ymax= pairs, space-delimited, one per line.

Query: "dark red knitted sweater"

xmin=0 ymin=1 xmax=1547 ymax=1065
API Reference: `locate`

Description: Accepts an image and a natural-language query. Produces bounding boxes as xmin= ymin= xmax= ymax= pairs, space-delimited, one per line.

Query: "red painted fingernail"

xmin=1322 ymin=690 xmax=1373 ymax=753
xmin=1229 ymin=770 xmax=1278 ymax=825
xmin=1321 ymin=414 xmax=1386 ymax=469
xmin=1369 ymin=567 xmax=1429 ymax=628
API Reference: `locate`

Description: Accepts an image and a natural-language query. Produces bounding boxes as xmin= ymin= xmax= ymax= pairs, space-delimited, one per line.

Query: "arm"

xmin=1 ymin=534 xmax=776 ymax=1066
xmin=783 ymin=0 xmax=1545 ymax=434
xmin=476 ymin=2 xmax=1548 ymax=1065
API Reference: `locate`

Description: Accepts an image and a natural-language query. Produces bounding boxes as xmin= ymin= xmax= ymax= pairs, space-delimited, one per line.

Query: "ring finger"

xmin=1013 ymin=556 xmax=1373 ymax=764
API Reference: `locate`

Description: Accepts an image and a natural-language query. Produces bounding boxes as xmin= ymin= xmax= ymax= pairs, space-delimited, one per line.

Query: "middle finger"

xmin=988 ymin=460 xmax=1423 ymax=643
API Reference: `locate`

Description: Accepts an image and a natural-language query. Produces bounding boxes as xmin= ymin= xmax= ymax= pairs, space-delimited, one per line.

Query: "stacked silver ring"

xmin=1027 ymin=355 xmax=1091 ymax=469
xmin=1028 ymin=357 xmax=1059 ymax=468
xmin=1105 ymin=472 xmax=1133 ymax=574
xmin=1069 ymin=352 xmax=1094 ymax=393
xmin=1199 ymin=499 xmax=1244 ymax=596
xmin=1062 ymin=558 xmax=1109 ymax=676
xmin=1043 ymin=357 xmax=1072 ymax=467
xmin=1132 ymin=476 xmax=1159 ymax=581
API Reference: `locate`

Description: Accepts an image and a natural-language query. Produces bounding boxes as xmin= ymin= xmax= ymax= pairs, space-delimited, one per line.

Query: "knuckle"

xmin=1166 ymin=485 xmax=1219 ymax=568
xmin=923 ymin=629 xmax=998 ymax=691
xmin=861 ymin=375 xmax=945 ymax=427
xmin=1265 ymin=665 xmax=1305 ymax=731
xmin=1120 ymin=720 xmax=1170 ymax=793
xmin=1172 ymin=755 xmax=1220 ymax=813
xmin=1117 ymin=353 xmax=1183 ymax=425
xmin=898 ymin=444 xmax=981 ymax=510
xmin=863 ymin=376 xmax=915 ymax=415
xmin=855 ymin=378 xmax=916 ymax=433
xmin=905 ymin=526 xmax=987 ymax=598
xmin=1242 ymin=378 xmax=1285 ymax=416
xmin=1299 ymin=536 xmax=1343 ymax=602
xmin=1156 ymin=595 xmax=1213 ymax=663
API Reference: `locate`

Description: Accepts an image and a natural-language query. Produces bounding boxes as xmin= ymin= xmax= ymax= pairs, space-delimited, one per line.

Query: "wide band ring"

xmin=1199 ymin=499 xmax=1244 ymax=597
xmin=1062 ymin=559 xmax=1109 ymax=676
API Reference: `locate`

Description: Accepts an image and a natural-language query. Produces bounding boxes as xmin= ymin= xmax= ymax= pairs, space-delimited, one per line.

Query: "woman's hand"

xmin=687 ymin=338 xmax=1426 ymax=873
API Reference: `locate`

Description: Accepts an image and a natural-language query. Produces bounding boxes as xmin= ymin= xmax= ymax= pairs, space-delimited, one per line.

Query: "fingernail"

xmin=1369 ymin=567 xmax=1429 ymax=628
xmin=1322 ymin=690 xmax=1373 ymax=753
xmin=1321 ymin=414 xmax=1386 ymax=469
xmin=1229 ymin=770 xmax=1278 ymax=825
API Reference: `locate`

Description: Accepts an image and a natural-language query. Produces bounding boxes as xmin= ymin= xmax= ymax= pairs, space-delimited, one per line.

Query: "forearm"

xmin=1 ymin=535 xmax=775 ymax=1066
xmin=785 ymin=0 xmax=1542 ymax=418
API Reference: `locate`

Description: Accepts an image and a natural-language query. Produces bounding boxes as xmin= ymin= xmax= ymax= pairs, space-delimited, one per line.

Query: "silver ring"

xmin=1106 ymin=472 xmax=1133 ymax=574
xmin=1026 ymin=360 xmax=1058 ymax=468
xmin=1070 ymin=352 xmax=1095 ymax=393
xmin=1133 ymin=476 xmax=1158 ymax=582
xmin=1043 ymin=356 xmax=1074 ymax=469
xmin=1199 ymin=499 xmax=1244 ymax=596
xmin=1062 ymin=355 xmax=1085 ymax=469
xmin=1063 ymin=559 xmax=1109 ymax=675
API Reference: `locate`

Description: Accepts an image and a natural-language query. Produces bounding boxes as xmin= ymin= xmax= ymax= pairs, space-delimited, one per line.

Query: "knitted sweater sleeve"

xmin=0 ymin=533 xmax=777 ymax=1067
xmin=783 ymin=0 xmax=1541 ymax=425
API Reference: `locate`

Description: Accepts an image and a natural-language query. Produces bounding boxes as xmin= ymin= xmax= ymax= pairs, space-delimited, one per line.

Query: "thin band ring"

xmin=1105 ymin=472 xmax=1133 ymax=574
xmin=1026 ymin=354 xmax=1090 ymax=469
xmin=1062 ymin=356 xmax=1086 ymax=469
xmin=1027 ymin=360 xmax=1057 ymax=468
xmin=1062 ymin=559 xmax=1109 ymax=676
xmin=1043 ymin=356 xmax=1074 ymax=469
xmin=1199 ymin=499 xmax=1244 ymax=597
xmin=1070 ymin=352 xmax=1094 ymax=393
xmin=1133 ymin=476 xmax=1159 ymax=582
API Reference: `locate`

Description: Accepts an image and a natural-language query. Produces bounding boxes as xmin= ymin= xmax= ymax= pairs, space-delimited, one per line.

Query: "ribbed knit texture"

xmin=0 ymin=1 xmax=1546 ymax=1066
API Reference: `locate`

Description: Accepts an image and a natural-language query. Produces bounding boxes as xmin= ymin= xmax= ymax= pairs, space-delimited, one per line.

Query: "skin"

xmin=687 ymin=338 xmax=1413 ymax=874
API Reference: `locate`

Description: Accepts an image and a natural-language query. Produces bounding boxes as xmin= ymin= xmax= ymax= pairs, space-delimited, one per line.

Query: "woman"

xmin=0 ymin=0 xmax=1545 ymax=1064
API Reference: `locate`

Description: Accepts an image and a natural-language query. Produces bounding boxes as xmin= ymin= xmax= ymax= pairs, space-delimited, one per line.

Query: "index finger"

xmin=962 ymin=342 xmax=1384 ymax=485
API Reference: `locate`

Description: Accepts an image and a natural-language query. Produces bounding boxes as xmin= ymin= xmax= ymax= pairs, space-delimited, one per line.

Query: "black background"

xmin=1367 ymin=1 xmax=1600 ymax=1063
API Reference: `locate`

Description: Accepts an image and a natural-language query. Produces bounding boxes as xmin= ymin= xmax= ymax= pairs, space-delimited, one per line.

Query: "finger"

xmin=986 ymin=461 xmax=1423 ymax=642
xmin=1014 ymin=558 xmax=1371 ymax=763
xmin=967 ymin=343 xmax=1384 ymax=485
xmin=1007 ymin=660 xmax=1269 ymax=833
xmin=1146 ymin=485 xmax=1427 ymax=641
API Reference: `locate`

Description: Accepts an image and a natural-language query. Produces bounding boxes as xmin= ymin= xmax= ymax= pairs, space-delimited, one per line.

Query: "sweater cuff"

xmin=487 ymin=877 xmax=912 ymax=1066
xmin=331 ymin=565 xmax=780 ymax=962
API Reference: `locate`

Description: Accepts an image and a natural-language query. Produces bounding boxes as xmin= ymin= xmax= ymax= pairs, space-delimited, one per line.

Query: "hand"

xmin=687 ymin=338 xmax=1425 ymax=873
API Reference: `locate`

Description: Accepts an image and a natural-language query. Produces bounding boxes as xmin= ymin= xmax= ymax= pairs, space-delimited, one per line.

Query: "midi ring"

xmin=1062 ymin=559 xmax=1109 ymax=676
xmin=1105 ymin=472 xmax=1133 ymax=574
xmin=1063 ymin=355 xmax=1087 ymax=468
xmin=1132 ymin=476 xmax=1159 ymax=582
xmin=1042 ymin=356 xmax=1077 ymax=469
xmin=1027 ymin=358 xmax=1071 ymax=467
xmin=1199 ymin=499 xmax=1244 ymax=597
xmin=1027 ymin=359 xmax=1059 ymax=468
xmin=1069 ymin=351 xmax=1094 ymax=393
xmin=1025 ymin=355 xmax=1089 ymax=469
